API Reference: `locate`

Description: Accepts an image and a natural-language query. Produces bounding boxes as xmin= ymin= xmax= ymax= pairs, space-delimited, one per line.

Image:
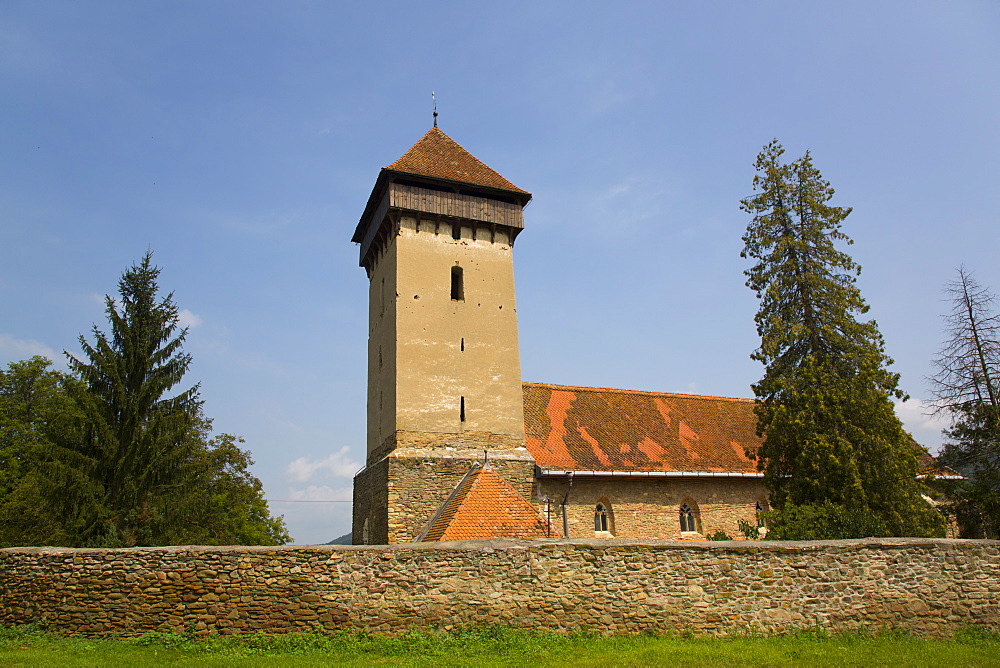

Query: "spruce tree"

xmin=740 ymin=140 xmax=943 ymax=537
xmin=65 ymin=252 xmax=202 ymax=544
xmin=64 ymin=253 xmax=288 ymax=546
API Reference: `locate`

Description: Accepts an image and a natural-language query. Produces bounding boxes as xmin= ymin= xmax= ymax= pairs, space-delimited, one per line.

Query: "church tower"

xmin=351 ymin=127 xmax=536 ymax=544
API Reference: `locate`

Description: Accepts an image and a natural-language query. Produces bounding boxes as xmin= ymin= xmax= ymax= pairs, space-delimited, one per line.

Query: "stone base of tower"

xmin=353 ymin=434 xmax=536 ymax=545
xmin=352 ymin=457 xmax=390 ymax=545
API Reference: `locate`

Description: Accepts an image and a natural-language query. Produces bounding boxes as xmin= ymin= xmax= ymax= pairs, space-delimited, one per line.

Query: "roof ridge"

xmin=522 ymin=381 xmax=754 ymax=403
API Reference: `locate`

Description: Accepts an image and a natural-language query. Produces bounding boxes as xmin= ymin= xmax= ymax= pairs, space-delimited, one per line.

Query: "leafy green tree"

xmin=145 ymin=426 xmax=290 ymax=546
xmin=740 ymin=140 xmax=943 ymax=537
xmin=931 ymin=267 xmax=1000 ymax=537
xmin=0 ymin=357 xmax=84 ymax=546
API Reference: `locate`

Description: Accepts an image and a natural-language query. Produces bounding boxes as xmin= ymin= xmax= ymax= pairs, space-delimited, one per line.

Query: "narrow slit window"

xmin=461 ymin=338 xmax=465 ymax=351
xmin=460 ymin=396 xmax=466 ymax=422
xmin=451 ymin=266 xmax=464 ymax=301
xmin=452 ymin=223 xmax=461 ymax=240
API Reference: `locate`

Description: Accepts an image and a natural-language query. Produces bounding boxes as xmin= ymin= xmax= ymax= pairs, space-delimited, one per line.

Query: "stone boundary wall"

xmin=2 ymin=538 xmax=998 ymax=638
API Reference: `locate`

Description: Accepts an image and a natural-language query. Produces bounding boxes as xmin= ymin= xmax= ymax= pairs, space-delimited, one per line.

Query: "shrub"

xmin=737 ymin=518 xmax=760 ymax=540
xmin=763 ymin=502 xmax=890 ymax=540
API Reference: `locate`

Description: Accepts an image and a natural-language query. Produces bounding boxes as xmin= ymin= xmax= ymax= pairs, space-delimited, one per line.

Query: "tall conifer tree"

xmin=65 ymin=252 xmax=203 ymax=544
xmin=740 ymin=140 xmax=942 ymax=537
xmin=0 ymin=255 xmax=287 ymax=547
xmin=61 ymin=253 xmax=288 ymax=546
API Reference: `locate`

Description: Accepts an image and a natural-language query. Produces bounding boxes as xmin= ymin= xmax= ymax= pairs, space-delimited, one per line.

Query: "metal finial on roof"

xmin=432 ymin=91 xmax=438 ymax=128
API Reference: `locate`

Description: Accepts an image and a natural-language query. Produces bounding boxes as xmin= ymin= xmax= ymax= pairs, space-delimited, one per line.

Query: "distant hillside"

xmin=325 ymin=533 xmax=352 ymax=545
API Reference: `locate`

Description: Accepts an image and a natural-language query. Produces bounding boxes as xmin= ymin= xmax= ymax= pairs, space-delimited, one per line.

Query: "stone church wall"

xmin=535 ymin=477 xmax=768 ymax=540
xmin=2 ymin=538 xmax=998 ymax=638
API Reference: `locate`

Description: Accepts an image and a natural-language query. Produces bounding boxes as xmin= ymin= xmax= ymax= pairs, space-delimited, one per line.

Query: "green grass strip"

xmin=2 ymin=624 xmax=999 ymax=667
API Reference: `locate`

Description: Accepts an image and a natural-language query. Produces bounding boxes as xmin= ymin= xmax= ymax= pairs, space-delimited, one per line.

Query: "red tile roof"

xmin=420 ymin=465 xmax=559 ymax=542
xmin=386 ymin=127 xmax=530 ymax=196
xmin=522 ymin=382 xmax=957 ymax=479
xmin=914 ymin=443 xmax=962 ymax=478
xmin=522 ymin=383 xmax=762 ymax=473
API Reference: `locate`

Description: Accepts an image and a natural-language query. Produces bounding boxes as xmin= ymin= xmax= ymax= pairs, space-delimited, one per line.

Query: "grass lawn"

xmin=2 ymin=624 xmax=999 ymax=667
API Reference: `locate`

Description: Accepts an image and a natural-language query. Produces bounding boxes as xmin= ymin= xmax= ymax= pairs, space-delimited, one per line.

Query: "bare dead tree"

xmin=930 ymin=266 xmax=1000 ymax=418
xmin=929 ymin=266 xmax=1000 ymax=538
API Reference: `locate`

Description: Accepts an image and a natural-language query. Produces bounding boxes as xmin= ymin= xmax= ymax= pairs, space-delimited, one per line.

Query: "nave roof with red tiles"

xmin=522 ymin=382 xmax=762 ymax=474
xmin=522 ymin=382 xmax=956 ymax=478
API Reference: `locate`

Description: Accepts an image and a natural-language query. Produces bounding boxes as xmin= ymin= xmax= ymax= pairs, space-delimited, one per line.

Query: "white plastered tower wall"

xmin=364 ymin=214 xmax=527 ymax=455
xmin=366 ymin=229 xmax=397 ymax=454
xmin=392 ymin=217 xmax=525 ymax=439
xmin=352 ymin=128 xmax=536 ymax=544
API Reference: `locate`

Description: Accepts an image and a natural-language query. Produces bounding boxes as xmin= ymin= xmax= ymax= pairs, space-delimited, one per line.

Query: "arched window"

xmin=594 ymin=503 xmax=609 ymax=532
xmin=679 ymin=502 xmax=697 ymax=533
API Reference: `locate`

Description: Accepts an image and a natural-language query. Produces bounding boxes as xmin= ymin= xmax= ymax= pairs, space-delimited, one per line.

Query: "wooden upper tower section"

xmin=352 ymin=127 xmax=532 ymax=273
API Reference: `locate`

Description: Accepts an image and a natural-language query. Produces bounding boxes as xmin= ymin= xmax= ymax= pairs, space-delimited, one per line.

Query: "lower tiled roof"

xmin=420 ymin=465 xmax=559 ymax=542
xmin=523 ymin=382 xmax=761 ymax=474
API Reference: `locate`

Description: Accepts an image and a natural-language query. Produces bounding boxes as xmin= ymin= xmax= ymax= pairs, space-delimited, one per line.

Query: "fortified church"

xmin=350 ymin=126 xmax=778 ymax=545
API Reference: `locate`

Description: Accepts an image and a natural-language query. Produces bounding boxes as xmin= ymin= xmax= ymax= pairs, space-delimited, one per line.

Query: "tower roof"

xmin=386 ymin=127 xmax=529 ymax=196
xmin=352 ymin=127 xmax=531 ymax=254
xmin=419 ymin=465 xmax=558 ymax=542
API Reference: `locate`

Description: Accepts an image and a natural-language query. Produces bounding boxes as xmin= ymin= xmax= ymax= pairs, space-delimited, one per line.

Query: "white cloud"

xmin=604 ymin=182 xmax=631 ymax=199
xmin=894 ymin=397 xmax=949 ymax=452
xmin=285 ymin=446 xmax=360 ymax=483
xmin=894 ymin=397 xmax=949 ymax=432
xmin=0 ymin=334 xmax=60 ymax=363
xmin=177 ymin=309 xmax=203 ymax=328
xmin=0 ymin=25 xmax=55 ymax=76
xmin=268 ymin=485 xmax=354 ymax=544
xmin=192 ymin=207 xmax=303 ymax=238
xmin=285 ymin=485 xmax=353 ymax=502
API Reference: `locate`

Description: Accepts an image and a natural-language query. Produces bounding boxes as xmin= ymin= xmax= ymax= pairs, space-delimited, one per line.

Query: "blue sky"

xmin=3 ymin=1 xmax=998 ymax=544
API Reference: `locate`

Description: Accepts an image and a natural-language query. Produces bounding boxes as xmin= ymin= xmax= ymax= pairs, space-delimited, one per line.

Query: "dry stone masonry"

xmin=2 ymin=538 xmax=998 ymax=637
